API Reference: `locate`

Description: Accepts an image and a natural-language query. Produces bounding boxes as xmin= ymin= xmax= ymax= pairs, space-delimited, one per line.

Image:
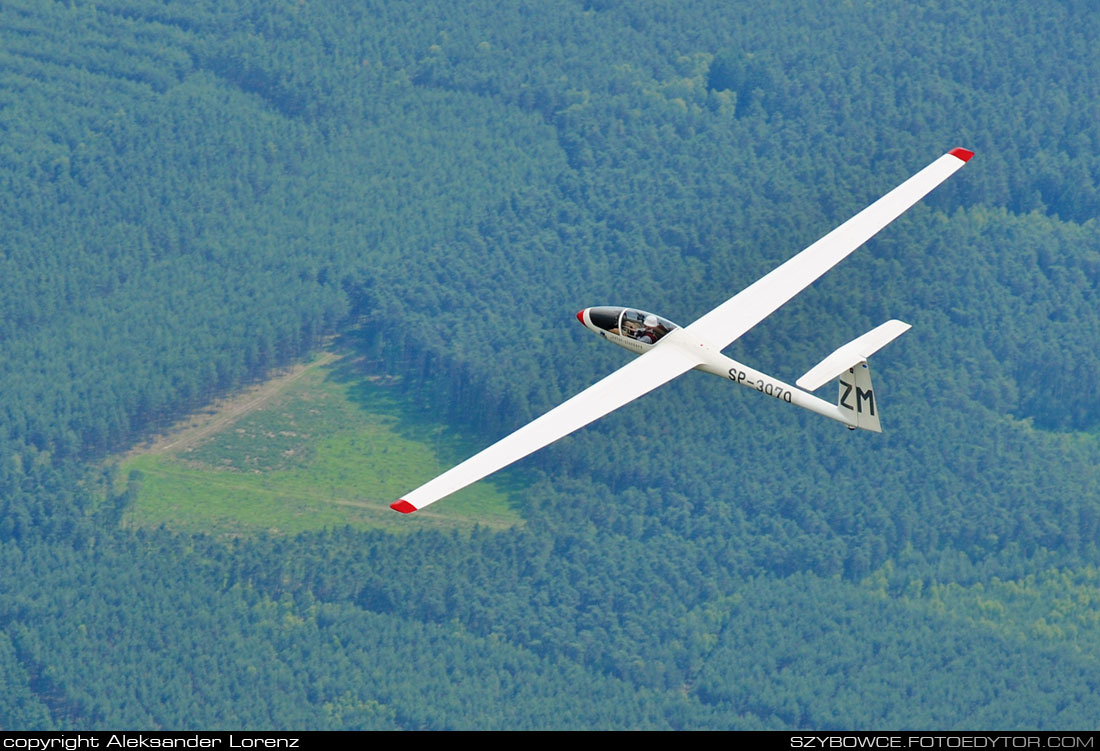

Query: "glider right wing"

xmin=686 ymin=148 xmax=973 ymax=351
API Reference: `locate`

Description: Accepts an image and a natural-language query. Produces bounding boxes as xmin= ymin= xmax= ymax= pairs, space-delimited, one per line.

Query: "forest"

xmin=2 ymin=0 xmax=1100 ymax=729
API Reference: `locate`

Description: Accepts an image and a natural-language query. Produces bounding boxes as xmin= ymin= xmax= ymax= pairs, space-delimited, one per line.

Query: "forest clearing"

xmin=115 ymin=347 xmax=522 ymax=535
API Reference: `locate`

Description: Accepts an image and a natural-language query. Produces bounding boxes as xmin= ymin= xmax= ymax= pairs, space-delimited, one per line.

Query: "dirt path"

xmin=127 ymin=351 xmax=339 ymax=458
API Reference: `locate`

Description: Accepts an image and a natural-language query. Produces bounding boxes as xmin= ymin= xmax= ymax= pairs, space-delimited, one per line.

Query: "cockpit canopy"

xmin=587 ymin=306 xmax=678 ymax=345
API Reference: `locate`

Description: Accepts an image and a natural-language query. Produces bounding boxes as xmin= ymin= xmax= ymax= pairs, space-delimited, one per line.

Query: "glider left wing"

xmin=391 ymin=341 xmax=704 ymax=513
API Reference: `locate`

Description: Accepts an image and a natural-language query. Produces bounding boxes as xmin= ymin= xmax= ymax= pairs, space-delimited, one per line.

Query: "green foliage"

xmin=2 ymin=0 xmax=1100 ymax=730
xmin=0 ymin=633 xmax=54 ymax=730
xmin=692 ymin=573 xmax=1100 ymax=729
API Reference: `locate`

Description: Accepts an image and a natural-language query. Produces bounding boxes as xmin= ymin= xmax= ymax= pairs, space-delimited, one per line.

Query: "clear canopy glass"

xmin=587 ymin=306 xmax=678 ymax=344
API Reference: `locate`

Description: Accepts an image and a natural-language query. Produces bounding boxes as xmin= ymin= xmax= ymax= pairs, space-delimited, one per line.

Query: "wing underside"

xmin=393 ymin=343 xmax=703 ymax=513
xmin=685 ymin=148 xmax=973 ymax=350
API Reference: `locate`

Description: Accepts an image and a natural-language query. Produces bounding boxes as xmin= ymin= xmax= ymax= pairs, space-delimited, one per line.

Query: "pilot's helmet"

xmin=644 ymin=315 xmax=659 ymax=328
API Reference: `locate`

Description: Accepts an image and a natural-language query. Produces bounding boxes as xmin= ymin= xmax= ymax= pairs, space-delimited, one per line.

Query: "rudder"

xmin=838 ymin=362 xmax=881 ymax=432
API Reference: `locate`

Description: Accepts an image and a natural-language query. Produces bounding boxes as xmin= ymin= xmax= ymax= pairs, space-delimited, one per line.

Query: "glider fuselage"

xmin=392 ymin=148 xmax=972 ymax=514
xmin=577 ymin=305 xmax=853 ymax=426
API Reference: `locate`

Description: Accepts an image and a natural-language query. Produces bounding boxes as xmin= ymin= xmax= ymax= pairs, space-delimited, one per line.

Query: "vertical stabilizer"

xmin=838 ymin=362 xmax=881 ymax=432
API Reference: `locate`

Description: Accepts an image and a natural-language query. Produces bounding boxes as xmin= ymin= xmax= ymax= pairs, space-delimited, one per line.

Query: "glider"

xmin=391 ymin=147 xmax=973 ymax=514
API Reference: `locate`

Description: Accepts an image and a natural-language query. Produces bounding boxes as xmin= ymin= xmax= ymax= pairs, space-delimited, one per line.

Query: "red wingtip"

xmin=390 ymin=500 xmax=417 ymax=514
xmin=949 ymin=147 xmax=974 ymax=163
xmin=576 ymin=309 xmax=586 ymax=324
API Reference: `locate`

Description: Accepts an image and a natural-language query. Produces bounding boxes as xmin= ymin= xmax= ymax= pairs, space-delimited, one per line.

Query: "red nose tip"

xmin=576 ymin=309 xmax=586 ymax=325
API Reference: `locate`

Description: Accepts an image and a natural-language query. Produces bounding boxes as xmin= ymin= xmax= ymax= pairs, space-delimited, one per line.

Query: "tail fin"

xmin=838 ymin=362 xmax=881 ymax=432
xmin=796 ymin=320 xmax=910 ymax=433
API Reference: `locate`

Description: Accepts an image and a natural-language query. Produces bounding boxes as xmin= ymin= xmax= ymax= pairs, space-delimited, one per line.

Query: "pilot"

xmin=639 ymin=315 xmax=665 ymax=344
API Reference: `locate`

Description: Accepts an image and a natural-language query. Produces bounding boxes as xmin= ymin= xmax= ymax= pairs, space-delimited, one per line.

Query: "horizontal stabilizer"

xmin=796 ymin=320 xmax=911 ymax=391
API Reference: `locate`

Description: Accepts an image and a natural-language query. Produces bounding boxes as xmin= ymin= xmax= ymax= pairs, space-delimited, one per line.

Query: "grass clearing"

xmin=115 ymin=350 xmax=525 ymax=536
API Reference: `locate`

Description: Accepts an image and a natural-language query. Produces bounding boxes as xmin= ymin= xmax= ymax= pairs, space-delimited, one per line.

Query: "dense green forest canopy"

xmin=1 ymin=0 xmax=1099 ymax=730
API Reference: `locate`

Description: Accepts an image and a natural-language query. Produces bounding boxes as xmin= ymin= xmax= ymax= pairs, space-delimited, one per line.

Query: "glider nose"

xmin=577 ymin=309 xmax=587 ymax=325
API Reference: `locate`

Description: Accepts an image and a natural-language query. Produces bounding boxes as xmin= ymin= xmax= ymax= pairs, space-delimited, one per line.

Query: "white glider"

xmin=391 ymin=147 xmax=973 ymax=513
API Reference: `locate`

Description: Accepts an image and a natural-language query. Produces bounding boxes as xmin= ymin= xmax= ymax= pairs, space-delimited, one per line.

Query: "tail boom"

xmin=695 ymin=354 xmax=857 ymax=429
